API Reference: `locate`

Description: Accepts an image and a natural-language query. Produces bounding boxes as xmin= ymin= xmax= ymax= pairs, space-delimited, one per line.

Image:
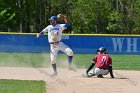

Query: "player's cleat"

xmin=50 ymin=72 xmax=57 ymax=77
xmin=97 ymin=74 xmax=104 ymax=78
xmin=86 ymin=73 xmax=95 ymax=78
xmin=86 ymin=74 xmax=92 ymax=78
xmin=68 ymin=67 xmax=77 ymax=71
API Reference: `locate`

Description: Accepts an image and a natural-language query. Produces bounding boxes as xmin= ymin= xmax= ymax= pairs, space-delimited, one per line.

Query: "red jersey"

xmin=93 ymin=53 xmax=112 ymax=69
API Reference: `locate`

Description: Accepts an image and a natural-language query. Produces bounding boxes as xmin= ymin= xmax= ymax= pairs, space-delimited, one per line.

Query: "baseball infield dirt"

xmin=0 ymin=67 xmax=139 ymax=93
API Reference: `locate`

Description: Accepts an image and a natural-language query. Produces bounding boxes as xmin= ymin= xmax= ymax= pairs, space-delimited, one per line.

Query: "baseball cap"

xmin=48 ymin=16 xmax=57 ymax=20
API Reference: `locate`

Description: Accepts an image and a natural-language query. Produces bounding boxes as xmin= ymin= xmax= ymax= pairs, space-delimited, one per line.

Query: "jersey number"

xmin=102 ymin=56 xmax=106 ymax=62
xmin=56 ymin=32 xmax=59 ymax=35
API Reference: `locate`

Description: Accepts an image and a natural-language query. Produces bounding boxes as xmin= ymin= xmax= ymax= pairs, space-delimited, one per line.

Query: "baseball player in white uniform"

xmin=36 ymin=14 xmax=75 ymax=76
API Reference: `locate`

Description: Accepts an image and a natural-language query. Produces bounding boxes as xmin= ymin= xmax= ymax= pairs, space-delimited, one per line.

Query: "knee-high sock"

xmin=86 ymin=63 xmax=95 ymax=74
xmin=52 ymin=63 xmax=57 ymax=73
xmin=68 ymin=56 xmax=73 ymax=66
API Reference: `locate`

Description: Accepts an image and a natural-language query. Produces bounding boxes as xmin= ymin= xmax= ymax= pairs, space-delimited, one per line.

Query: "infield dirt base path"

xmin=0 ymin=67 xmax=140 ymax=93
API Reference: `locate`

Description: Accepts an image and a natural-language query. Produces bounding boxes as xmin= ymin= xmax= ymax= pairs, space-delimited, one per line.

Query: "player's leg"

xmin=50 ymin=44 xmax=59 ymax=76
xmin=58 ymin=42 xmax=75 ymax=70
xmin=94 ymin=68 xmax=109 ymax=78
xmin=68 ymin=55 xmax=73 ymax=67
xmin=86 ymin=63 xmax=95 ymax=77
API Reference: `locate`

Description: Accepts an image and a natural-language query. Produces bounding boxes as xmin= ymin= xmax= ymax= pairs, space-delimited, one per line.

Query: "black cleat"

xmin=97 ymin=74 xmax=104 ymax=78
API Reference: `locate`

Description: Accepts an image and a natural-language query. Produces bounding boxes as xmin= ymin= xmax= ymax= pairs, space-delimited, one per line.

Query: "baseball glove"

xmin=57 ymin=14 xmax=67 ymax=20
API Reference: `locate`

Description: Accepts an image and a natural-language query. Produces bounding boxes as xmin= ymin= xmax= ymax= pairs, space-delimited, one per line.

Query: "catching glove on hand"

xmin=57 ymin=14 xmax=67 ymax=20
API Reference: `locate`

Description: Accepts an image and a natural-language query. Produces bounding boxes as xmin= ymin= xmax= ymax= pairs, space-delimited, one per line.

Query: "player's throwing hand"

xmin=36 ymin=33 xmax=40 ymax=38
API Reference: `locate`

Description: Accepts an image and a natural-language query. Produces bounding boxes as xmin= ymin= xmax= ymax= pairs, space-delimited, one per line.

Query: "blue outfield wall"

xmin=0 ymin=33 xmax=140 ymax=54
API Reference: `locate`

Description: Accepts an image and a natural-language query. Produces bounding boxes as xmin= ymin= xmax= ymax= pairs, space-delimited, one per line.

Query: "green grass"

xmin=0 ymin=79 xmax=46 ymax=93
xmin=0 ymin=53 xmax=50 ymax=67
xmin=0 ymin=52 xmax=140 ymax=70
xmin=111 ymin=55 xmax=140 ymax=70
xmin=73 ymin=54 xmax=140 ymax=70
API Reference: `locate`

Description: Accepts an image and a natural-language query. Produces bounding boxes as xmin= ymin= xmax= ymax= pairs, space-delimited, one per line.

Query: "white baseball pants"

xmin=94 ymin=68 xmax=109 ymax=75
xmin=50 ymin=42 xmax=73 ymax=64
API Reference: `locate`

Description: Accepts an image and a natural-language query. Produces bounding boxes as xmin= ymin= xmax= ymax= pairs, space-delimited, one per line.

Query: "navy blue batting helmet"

xmin=97 ymin=47 xmax=106 ymax=53
xmin=48 ymin=16 xmax=57 ymax=20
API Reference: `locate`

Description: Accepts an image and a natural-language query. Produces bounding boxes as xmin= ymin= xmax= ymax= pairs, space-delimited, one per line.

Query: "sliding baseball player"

xmin=86 ymin=47 xmax=114 ymax=78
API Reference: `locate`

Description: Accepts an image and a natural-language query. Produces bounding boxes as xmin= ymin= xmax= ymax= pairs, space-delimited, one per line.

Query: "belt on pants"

xmin=99 ymin=68 xmax=108 ymax=70
xmin=50 ymin=41 xmax=60 ymax=44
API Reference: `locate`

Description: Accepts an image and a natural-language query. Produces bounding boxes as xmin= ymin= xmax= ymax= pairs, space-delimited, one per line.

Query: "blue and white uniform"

xmin=40 ymin=20 xmax=73 ymax=64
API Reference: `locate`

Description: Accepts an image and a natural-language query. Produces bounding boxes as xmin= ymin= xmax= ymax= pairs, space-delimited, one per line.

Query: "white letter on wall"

xmin=112 ymin=38 xmax=124 ymax=52
xmin=126 ymin=38 xmax=137 ymax=52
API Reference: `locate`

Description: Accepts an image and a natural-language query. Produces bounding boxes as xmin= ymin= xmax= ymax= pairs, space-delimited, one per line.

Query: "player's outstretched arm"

xmin=36 ymin=27 xmax=48 ymax=38
xmin=36 ymin=31 xmax=44 ymax=38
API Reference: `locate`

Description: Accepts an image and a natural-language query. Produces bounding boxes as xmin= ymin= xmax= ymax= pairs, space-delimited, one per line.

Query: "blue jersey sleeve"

xmin=40 ymin=31 xmax=44 ymax=35
xmin=64 ymin=22 xmax=70 ymax=28
xmin=39 ymin=26 xmax=49 ymax=35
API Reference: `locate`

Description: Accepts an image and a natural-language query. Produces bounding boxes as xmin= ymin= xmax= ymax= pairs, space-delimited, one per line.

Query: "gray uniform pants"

xmin=94 ymin=68 xmax=109 ymax=75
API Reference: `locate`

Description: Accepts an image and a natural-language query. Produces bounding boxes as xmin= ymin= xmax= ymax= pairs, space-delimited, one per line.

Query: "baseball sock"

xmin=52 ymin=64 xmax=57 ymax=73
xmin=86 ymin=63 xmax=95 ymax=74
xmin=68 ymin=56 xmax=73 ymax=66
